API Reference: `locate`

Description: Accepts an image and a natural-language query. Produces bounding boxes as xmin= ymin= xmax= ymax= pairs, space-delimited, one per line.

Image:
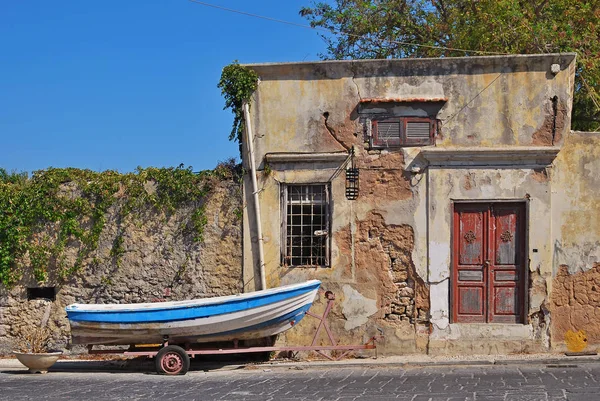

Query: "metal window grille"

xmin=282 ymin=184 xmax=329 ymax=267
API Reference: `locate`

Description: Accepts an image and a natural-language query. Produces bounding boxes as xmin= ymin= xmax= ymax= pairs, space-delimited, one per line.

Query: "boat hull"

xmin=66 ymin=281 xmax=321 ymax=345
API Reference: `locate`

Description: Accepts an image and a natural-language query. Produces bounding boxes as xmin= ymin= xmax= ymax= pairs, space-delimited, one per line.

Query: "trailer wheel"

xmin=155 ymin=345 xmax=190 ymax=375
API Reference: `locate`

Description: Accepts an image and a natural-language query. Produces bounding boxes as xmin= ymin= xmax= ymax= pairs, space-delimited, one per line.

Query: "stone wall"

xmin=0 ymin=179 xmax=242 ymax=354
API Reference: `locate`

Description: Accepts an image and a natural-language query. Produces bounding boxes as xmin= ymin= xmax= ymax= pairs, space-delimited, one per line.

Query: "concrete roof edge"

xmin=420 ymin=146 xmax=561 ymax=167
xmin=242 ymin=52 xmax=577 ymax=69
xmin=264 ymin=151 xmax=349 ymax=163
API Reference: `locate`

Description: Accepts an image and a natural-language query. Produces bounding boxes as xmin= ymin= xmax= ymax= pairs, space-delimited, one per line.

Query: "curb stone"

xmin=1 ymin=353 xmax=599 ymax=373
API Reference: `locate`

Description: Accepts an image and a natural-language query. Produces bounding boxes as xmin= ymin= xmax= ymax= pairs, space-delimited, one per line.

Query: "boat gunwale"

xmin=68 ymin=290 xmax=317 ymax=325
xmin=66 ymin=280 xmax=321 ymax=313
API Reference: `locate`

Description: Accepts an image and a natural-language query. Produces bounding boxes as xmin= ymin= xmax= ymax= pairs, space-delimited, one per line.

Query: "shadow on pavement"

xmin=2 ymin=354 xmax=271 ymax=375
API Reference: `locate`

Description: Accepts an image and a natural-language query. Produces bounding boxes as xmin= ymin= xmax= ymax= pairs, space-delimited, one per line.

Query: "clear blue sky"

xmin=0 ymin=1 xmax=327 ymax=174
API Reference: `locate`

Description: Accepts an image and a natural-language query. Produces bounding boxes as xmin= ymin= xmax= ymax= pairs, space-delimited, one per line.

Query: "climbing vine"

xmin=0 ymin=161 xmax=240 ymax=288
xmin=218 ymin=61 xmax=259 ymax=156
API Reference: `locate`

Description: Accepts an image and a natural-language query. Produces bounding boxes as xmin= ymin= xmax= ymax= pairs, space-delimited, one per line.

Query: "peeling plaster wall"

xmin=242 ymin=54 xmax=576 ymax=356
xmin=242 ymin=164 xmax=426 ymax=354
xmin=248 ymin=54 xmax=575 ymax=158
xmin=550 ymin=131 xmax=600 ymax=350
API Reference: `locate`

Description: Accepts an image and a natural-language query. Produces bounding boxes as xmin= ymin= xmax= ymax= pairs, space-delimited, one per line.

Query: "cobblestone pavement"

xmin=1 ymin=362 xmax=600 ymax=400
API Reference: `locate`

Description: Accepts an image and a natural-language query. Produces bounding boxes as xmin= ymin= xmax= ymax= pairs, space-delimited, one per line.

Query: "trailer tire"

xmin=156 ymin=345 xmax=190 ymax=375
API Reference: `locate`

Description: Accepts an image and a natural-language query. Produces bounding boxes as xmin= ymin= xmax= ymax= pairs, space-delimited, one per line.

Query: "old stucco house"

xmin=241 ymin=53 xmax=600 ymax=355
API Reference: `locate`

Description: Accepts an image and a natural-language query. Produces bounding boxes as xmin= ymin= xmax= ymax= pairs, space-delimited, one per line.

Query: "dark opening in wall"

xmin=27 ymin=287 xmax=56 ymax=301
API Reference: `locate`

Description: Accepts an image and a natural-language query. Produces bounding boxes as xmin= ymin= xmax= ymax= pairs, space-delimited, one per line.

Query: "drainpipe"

xmin=551 ymin=95 xmax=558 ymax=145
xmin=243 ymin=102 xmax=267 ymax=291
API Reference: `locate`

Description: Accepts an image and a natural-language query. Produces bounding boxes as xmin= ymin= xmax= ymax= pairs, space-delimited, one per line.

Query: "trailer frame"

xmin=87 ymin=291 xmax=382 ymax=375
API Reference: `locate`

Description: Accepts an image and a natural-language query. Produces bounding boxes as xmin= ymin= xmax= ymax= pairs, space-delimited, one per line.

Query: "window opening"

xmin=283 ymin=184 xmax=330 ymax=267
xmin=371 ymin=117 xmax=435 ymax=148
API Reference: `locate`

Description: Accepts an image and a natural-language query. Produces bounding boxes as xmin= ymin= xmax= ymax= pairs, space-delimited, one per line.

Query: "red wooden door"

xmin=452 ymin=203 xmax=525 ymax=323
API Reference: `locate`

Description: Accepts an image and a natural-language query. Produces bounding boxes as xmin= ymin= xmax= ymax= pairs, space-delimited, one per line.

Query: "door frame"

xmin=450 ymin=200 xmax=529 ymax=324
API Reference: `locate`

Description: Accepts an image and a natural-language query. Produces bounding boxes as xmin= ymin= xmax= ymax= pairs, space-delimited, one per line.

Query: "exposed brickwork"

xmin=532 ymin=99 xmax=567 ymax=146
xmin=352 ymin=211 xmax=428 ymax=324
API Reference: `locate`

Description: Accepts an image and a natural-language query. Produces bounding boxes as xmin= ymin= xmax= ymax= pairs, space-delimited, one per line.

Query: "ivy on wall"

xmin=218 ymin=61 xmax=259 ymax=157
xmin=0 ymin=160 xmax=239 ymax=288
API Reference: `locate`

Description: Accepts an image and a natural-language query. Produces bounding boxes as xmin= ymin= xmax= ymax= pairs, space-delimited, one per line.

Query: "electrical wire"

xmin=442 ymin=72 xmax=504 ymax=124
xmin=187 ymin=0 xmax=509 ymax=56
xmin=189 ymin=1 xmax=598 ymax=129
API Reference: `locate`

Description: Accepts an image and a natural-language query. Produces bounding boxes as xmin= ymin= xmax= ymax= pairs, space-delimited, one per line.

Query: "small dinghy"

xmin=66 ymin=280 xmax=321 ymax=345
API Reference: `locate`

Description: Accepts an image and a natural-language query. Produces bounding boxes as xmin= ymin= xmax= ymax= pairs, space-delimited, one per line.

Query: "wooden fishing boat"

xmin=66 ymin=280 xmax=321 ymax=346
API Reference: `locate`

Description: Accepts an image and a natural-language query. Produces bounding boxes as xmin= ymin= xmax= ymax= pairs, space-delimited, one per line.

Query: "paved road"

xmin=1 ymin=361 xmax=600 ymax=400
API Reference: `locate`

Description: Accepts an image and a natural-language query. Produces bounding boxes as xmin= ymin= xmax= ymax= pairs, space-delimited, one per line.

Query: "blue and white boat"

xmin=66 ymin=280 xmax=321 ymax=345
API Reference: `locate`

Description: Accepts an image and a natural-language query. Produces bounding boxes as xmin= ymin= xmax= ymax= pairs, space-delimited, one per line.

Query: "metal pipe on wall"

xmin=243 ymin=102 xmax=267 ymax=290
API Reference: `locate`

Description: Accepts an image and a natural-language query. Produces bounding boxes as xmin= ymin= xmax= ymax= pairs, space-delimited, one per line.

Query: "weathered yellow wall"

xmin=550 ymin=131 xmax=600 ymax=350
xmin=248 ymin=55 xmax=575 ymax=160
xmin=243 ymin=54 xmax=577 ymax=356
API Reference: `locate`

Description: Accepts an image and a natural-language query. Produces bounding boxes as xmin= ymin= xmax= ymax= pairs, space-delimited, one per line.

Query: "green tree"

xmin=300 ymin=0 xmax=600 ymax=130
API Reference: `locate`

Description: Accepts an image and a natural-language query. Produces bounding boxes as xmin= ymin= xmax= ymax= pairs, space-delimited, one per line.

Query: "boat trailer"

xmin=87 ymin=291 xmax=383 ymax=375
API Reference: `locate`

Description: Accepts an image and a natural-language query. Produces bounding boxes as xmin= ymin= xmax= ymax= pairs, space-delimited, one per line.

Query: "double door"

xmin=452 ymin=203 xmax=526 ymax=323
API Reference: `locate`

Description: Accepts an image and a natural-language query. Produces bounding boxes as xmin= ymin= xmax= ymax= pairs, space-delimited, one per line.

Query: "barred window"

xmin=281 ymin=184 xmax=330 ymax=267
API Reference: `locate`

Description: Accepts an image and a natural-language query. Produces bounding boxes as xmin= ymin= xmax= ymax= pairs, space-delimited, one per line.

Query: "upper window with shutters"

xmin=371 ymin=116 xmax=436 ymax=148
xmin=359 ymin=98 xmax=444 ymax=149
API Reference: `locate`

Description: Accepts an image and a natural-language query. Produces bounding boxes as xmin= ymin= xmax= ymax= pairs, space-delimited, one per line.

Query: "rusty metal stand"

xmin=305 ymin=290 xmax=365 ymax=361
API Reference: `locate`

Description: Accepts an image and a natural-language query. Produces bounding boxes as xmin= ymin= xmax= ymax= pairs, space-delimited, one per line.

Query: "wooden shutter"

xmin=404 ymin=119 xmax=433 ymax=146
xmin=372 ymin=117 xmax=434 ymax=147
xmin=372 ymin=119 xmax=401 ymax=146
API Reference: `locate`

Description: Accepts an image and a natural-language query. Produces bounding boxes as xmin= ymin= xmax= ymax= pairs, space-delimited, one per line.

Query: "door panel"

xmin=488 ymin=204 xmax=524 ymax=323
xmin=494 ymin=209 xmax=518 ymax=265
xmin=495 ymin=271 xmax=518 ymax=281
xmin=458 ymin=210 xmax=484 ymax=265
xmin=452 ymin=203 xmax=525 ymax=324
xmin=453 ymin=205 xmax=487 ymax=323
xmin=493 ymin=287 xmax=519 ymax=315
xmin=457 ymin=287 xmax=484 ymax=316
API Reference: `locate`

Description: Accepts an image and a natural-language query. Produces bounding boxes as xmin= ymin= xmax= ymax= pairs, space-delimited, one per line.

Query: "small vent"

xmin=377 ymin=121 xmax=401 ymax=143
xmin=27 ymin=287 xmax=56 ymax=301
xmin=406 ymin=121 xmax=431 ymax=139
